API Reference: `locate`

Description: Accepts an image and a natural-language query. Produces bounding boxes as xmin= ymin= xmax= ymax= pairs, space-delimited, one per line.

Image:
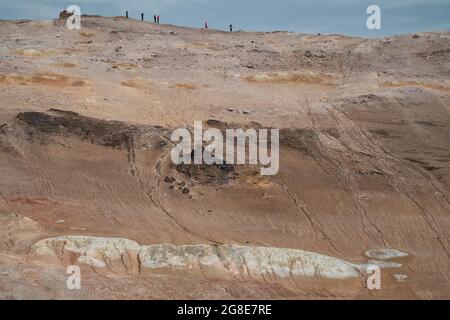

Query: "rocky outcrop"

xmin=15 ymin=109 xmax=170 ymax=149
xmin=138 ymin=243 xmax=363 ymax=279
xmin=31 ymin=236 xmax=141 ymax=273
xmin=365 ymin=249 xmax=409 ymax=260
xmin=59 ymin=10 xmax=73 ymax=20
xmin=30 ymin=235 xmax=405 ymax=280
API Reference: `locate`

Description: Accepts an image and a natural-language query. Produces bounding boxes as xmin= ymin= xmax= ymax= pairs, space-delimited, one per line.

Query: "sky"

xmin=0 ymin=0 xmax=449 ymax=37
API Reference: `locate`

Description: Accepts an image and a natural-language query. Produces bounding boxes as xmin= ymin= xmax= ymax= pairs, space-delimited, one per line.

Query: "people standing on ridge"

xmin=157 ymin=15 xmax=160 ymax=23
xmin=141 ymin=13 xmax=144 ymax=21
xmin=229 ymin=24 xmax=233 ymax=32
xmin=125 ymin=10 xmax=128 ymax=19
xmin=154 ymin=14 xmax=157 ymax=23
xmin=205 ymin=21 xmax=208 ymax=29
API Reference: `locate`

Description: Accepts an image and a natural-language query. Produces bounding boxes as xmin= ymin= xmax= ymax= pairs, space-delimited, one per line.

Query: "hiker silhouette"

xmin=157 ymin=15 xmax=160 ymax=23
xmin=154 ymin=14 xmax=157 ymax=23
xmin=205 ymin=21 xmax=208 ymax=29
xmin=141 ymin=13 xmax=144 ymax=21
xmin=125 ymin=10 xmax=128 ymax=19
xmin=229 ymin=24 xmax=233 ymax=32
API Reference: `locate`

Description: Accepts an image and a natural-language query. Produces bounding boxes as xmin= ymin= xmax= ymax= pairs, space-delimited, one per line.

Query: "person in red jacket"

xmin=157 ymin=15 xmax=160 ymax=24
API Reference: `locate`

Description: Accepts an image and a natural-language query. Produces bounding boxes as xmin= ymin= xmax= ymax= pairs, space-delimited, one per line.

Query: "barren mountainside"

xmin=0 ymin=16 xmax=450 ymax=299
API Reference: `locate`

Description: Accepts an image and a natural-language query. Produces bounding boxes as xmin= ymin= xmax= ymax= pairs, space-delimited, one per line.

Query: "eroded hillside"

xmin=0 ymin=17 xmax=450 ymax=299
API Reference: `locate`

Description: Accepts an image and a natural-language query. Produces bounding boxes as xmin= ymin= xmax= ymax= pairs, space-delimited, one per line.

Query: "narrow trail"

xmin=129 ymin=143 xmax=223 ymax=245
xmin=325 ymin=104 xmax=450 ymax=261
xmin=305 ymin=101 xmax=388 ymax=249
xmin=279 ymin=181 xmax=346 ymax=257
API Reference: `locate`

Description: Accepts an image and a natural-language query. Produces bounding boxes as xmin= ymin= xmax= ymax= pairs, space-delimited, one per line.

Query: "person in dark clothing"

xmin=154 ymin=14 xmax=157 ymax=23
xmin=141 ymin=13 xmax=144 ymax=21
xmin=126 ymin=10 xmax=128 ymax=19
xmin=205 ymin=21 xmax=208 ymax=29
xmin=229 ymin=24 xmax=233 ymax=32
xmin=157 ymin=15 xmax=160 ymax=23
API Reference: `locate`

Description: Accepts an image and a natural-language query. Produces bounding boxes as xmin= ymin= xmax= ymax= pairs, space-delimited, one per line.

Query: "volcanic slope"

xmin=1 ymin=17 xmax=450 ymax=299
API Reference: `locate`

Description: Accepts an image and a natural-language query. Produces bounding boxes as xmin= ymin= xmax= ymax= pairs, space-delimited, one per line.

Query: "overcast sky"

xmin=1 ymin=0 xmax=449 ymax=37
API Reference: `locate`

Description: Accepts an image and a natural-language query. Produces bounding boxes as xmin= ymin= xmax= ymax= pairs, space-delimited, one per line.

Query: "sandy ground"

xmin=0 ymin=16 xmax=450 ymax=299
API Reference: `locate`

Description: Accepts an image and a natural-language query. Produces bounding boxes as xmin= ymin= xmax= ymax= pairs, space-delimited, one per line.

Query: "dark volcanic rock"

xmin=16 ymin=109 xmax=170 ymax=150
